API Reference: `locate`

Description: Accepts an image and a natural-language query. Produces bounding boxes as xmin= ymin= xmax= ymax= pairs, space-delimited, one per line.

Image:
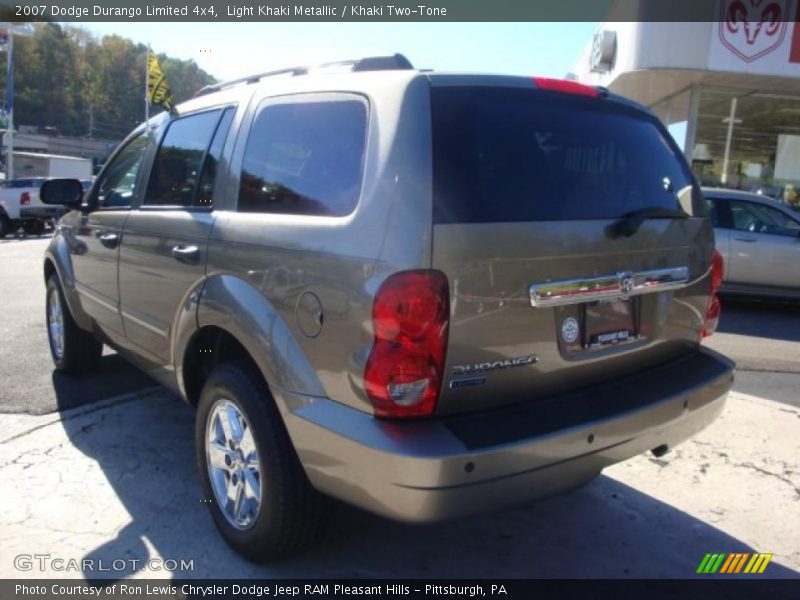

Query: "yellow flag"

xmin=147 ymin=52 xmax=175 ymax=112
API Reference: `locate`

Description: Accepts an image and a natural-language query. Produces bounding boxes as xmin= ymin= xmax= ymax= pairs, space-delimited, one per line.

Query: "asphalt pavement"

xmin=0 ymin=236 xmax=156 ymax=415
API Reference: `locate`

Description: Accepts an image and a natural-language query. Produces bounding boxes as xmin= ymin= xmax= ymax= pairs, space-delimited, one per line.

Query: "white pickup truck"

xmin=0 ymin=177 xmax=89 ymax=238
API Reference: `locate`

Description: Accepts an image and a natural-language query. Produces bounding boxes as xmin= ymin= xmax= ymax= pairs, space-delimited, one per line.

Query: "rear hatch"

xmin=430 ymin=81 xmax=714 ymax=416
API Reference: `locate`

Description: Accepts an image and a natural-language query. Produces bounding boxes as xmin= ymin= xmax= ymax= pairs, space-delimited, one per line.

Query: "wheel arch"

xmin=179 ymin=274 xmax=326 ymax=406
xmin=43 ymin=239 xmax=93 ymax=332
xmin=181 ymin=325 xmax=261 ymax=406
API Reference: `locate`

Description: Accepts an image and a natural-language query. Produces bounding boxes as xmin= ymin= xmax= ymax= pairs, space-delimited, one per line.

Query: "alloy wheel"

xmin=205 ymin=399 xmax=262 ymax=530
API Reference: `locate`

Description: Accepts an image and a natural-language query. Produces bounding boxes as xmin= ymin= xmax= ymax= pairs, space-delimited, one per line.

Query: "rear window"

xmin=432 ymin=87 xmax=697 ymax=224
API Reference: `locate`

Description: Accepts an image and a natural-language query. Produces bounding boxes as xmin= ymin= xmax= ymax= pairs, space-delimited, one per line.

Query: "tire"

xmin=195 ymin=362 xmax=327 ymax=562
xmin=46 ymin=275 xmax=103 ymax=373
xmin=0 ymin=214 xmax=11 ymax=238
xmin=23 ymin=220 xmax=45 ymax=236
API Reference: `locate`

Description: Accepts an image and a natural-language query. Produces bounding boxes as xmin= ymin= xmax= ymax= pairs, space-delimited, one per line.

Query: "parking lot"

xmin=1 ymin=235 xmax=798 ymax=579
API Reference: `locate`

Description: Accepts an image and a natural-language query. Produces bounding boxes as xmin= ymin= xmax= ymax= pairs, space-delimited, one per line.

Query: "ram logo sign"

xmin=718 ymin=0 xmax=790 ymax=62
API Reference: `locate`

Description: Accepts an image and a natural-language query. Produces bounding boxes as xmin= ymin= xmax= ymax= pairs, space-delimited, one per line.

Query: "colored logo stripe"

xmin=720 ymin=553 xmax=750 ymax=573
xmin=697 ymin=553 xmax=772 ymax=574
xmin=744 ymin=553 xmax=773 ymax=574
xmin=697 ymin=553 xmax=726 ymax=574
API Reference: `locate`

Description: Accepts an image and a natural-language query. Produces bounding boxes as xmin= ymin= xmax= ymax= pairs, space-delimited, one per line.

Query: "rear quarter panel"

xmin=202 ymin=73 xmax=434 ymax=413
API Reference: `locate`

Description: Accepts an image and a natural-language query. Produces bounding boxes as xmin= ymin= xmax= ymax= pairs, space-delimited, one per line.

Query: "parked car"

xmin=0 ymin=177 xmax=57 ymax=237
xmin=40 ymin=55 xmax=734 ymax=561
xmin=704 ymin=187 xmax=800 ymax=300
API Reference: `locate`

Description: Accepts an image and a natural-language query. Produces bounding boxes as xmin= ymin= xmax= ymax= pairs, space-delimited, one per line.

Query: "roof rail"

xmin=194 ymin=53 xmax=414 ymax=97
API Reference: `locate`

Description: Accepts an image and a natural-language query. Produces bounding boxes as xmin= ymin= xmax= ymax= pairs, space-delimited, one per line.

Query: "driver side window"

xmin=93 ymin=134 xmax=149 ymax=209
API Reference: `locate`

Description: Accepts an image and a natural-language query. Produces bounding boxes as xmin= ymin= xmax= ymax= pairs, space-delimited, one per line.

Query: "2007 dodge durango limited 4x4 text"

xmin=40 ymin=54 xmax=734 ymax=561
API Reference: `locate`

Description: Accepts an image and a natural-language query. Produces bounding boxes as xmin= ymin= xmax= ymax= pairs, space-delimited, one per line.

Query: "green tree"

xmin=0 ymin=24 xmax=216 ymax=140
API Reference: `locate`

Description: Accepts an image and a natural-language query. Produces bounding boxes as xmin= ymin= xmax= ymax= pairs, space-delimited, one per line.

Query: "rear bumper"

xmin=278 ymin=347 xmax=734 ymax=523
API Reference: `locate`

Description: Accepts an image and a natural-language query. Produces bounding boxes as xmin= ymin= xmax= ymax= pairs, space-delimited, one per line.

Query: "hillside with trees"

xmin=1 ymin=23 xmax=216 ymax=140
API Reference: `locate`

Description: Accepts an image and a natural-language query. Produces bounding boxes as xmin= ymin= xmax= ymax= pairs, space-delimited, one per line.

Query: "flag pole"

xmin=144 ymin=45 xmax=150 ymax=124
xmin=6 ymin=30 xmax=13 ymax=180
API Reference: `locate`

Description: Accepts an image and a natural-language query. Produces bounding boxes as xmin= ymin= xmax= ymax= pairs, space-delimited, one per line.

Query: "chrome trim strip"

xmin=75 ymin=283 xmax=119 ymax=314
xmin=529 ymin=267 xmax=689 ymax=308
xmin=120 ymin=309 xmax=169 ymax=338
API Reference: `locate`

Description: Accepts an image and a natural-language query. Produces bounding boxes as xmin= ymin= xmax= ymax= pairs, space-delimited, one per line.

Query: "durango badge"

xmin=452 ymin=355 xmax=538 ymax=376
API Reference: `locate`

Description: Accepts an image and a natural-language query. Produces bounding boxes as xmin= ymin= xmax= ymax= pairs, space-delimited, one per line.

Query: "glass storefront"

xmin=689 ymin=88 xmax=800 ymax=208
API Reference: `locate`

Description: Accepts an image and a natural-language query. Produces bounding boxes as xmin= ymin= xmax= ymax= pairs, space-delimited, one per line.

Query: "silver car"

xmin=704 ymin=187 xmax=800 ymax=299
xmin=40 ymin=55 xmax=733 ymax=561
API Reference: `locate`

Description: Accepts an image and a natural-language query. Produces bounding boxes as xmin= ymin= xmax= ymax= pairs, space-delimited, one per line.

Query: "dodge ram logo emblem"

xmin=719 ymin=0 xmax=788 ymax=63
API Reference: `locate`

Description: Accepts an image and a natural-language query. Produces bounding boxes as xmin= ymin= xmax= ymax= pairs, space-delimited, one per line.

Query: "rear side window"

xmin=145 ymin=110 xmax=223 ymax=207
xmin=729 ymin=200 xmax=800 ymax=236
xmin=238 ymin=97 xmax=367 ymax=216
xmin=432 ymin=87 xmax=697 ymax=224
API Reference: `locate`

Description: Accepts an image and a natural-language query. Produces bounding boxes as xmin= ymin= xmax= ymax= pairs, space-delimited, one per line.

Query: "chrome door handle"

xmin=99 ymin=233 xmax=119 ymax=249
xmin=172 ymin=245 xmax=200 ymax=264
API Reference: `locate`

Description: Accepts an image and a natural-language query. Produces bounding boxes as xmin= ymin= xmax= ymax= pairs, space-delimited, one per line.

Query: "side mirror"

xmin=40 ymin=179 xmax=84 ymax=209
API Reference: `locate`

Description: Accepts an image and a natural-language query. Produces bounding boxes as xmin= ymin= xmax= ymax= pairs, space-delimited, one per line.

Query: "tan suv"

xmin=40 ymin=54 xmax=733 ymax=561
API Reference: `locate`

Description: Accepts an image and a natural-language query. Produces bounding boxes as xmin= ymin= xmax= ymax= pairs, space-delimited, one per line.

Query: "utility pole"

xmin=721 ymin=97 xmax=742 ymax=186
xmin=88 ymin=104 xmax=94 ymax=139
xmin=5 ymin=31 xmax=12 ymax=180
xmin=145 ymin=45 xmax=150 ymax=123
xmin=1 ymin=23 xmax=33 ymax=180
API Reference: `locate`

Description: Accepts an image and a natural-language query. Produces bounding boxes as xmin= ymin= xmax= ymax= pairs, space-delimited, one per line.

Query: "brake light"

xmin=701 ymin=250 xmax=724 ymax=338
xmin=364 ymin=270 xmax=449 ymax=419
xmin=532 ymin=77 xmax=599 ymax=97
xmin=20 ymin=192 xmax=30 ymax=205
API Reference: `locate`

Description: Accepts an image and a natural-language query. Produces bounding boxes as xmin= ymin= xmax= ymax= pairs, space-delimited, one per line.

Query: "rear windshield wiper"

xmin=606 ymin=206 xmax=689 ymax=239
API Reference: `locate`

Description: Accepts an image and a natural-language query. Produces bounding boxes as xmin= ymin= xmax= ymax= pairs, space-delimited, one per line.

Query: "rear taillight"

xmin=701 ymin=250 xmax=724 ymax=339
xmin=20 ymin=192 xmax=30 ymax=205
xmin=532 ymin=77 xmax=599 ymax=97
xmin=364 ymin=270 xmax=449 ymax=419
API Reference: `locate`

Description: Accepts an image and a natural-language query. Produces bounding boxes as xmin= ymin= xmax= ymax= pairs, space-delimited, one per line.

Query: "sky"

xmin=79 ymin=22 xmax=599 ymax=82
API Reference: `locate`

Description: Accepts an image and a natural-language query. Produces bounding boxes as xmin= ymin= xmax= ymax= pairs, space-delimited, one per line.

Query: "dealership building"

xmin=572 ymin=3 xmax=800 ymax=203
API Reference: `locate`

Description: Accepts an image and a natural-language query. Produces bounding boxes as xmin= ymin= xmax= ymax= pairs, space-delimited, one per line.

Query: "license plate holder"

xmin=582 ymin=298 xmax=638 ymax=349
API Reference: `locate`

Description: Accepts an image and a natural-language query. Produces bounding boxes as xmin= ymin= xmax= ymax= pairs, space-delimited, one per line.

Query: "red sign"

xmin=791 ymin=3 xmax=800 ymax=62
xmin=718 ymin=0 xmax=790 ymax=62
